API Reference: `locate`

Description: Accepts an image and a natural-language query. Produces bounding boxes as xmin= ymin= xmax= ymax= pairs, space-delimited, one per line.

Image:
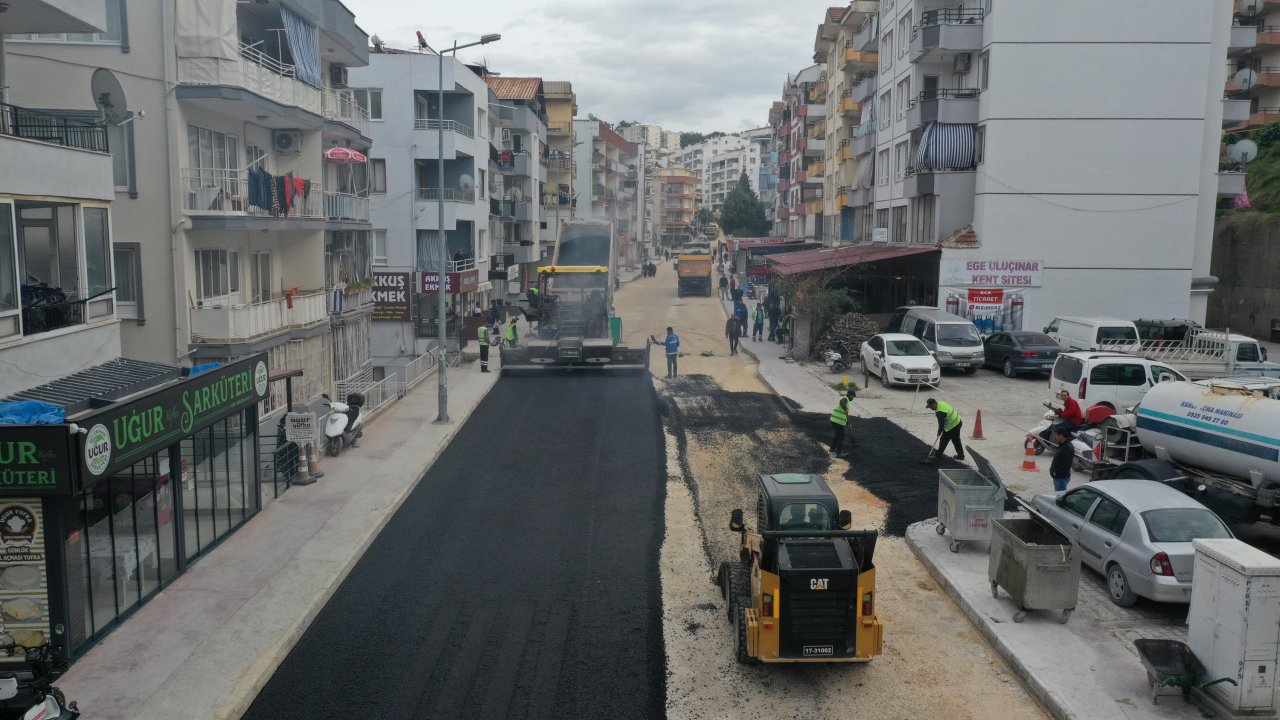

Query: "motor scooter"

xmin=823 ymin=340 xmax=852 ymax=374
xmin=0 ymin=643 xmax=79 ymax=720
xmin=322 ymin=392 xmax=365 ymax=457
xmin=1029 ymin=402 xmax=1115 ymax=469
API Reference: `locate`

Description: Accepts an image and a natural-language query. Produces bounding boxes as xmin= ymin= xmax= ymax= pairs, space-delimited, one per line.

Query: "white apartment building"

xmin=8 ymin=0 xmax=377 ymax=411
xmin=863 ymin=0 xmax=1231 ymax=329
xmin=704 ymin=144 xmax=762 ymax=214
xmin=348 ymin=50 xmax=508 ymax=371
xmin=573 ymin=120 xmax=641 ymax=266
xmin=485 ymin=76 xmax=549 ymax=281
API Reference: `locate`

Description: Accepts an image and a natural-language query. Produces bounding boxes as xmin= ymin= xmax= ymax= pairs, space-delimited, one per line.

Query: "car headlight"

xmin=937 ymin=351 xmax=952 ymax=357
xmin=890 ymin=363 xmax=905 ymax=371
xmin=932 ymin=363 xmax=940 ymax=372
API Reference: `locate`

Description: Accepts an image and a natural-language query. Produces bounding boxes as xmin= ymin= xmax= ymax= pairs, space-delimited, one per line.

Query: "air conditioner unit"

xmin=273 ymin=129 xmax=303 ymax=155
xmin=954 ymin=53 xmax=973 ymax=74
xmin=501 ymin=129 xmax=512 ymax=142
xmin=329 ymin=64 xmax=349 ymax=88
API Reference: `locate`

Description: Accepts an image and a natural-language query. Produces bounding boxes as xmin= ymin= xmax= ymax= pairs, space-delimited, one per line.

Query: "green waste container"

xmin=609 ymin=317 xmax=622 ymax=345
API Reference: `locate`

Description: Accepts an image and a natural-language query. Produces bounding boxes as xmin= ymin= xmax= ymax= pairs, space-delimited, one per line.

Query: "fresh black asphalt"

xmin=244 ymin=374 xmax=667 ymax=720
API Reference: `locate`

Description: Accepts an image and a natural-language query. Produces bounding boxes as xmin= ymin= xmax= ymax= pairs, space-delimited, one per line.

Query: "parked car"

xmin=1134 ymin=318 xmax=1200 ymax=344
xmin=1049 ymin=352 xmax=1187 ymax=411
xmin=860 ymin=333 xmax=941 ymax=388
xmin=886 ymin=306 xmax=983 ymax=372
xmin=1031 ymin=480 xmax=1233 ymax=606
xmin=1044 ymin=316 xmax=1141 ymax=353
xmin=982 ymin=331 xmax=1060 ymax=377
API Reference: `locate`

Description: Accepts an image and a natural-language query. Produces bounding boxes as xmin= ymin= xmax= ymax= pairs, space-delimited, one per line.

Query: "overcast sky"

xmin=340 ymin=0 xmax=838 ymax=134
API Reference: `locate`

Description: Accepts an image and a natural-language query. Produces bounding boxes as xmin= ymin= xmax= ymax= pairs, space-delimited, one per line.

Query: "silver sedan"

xmin=1031 ymin=480 xmax=1232 ymax=606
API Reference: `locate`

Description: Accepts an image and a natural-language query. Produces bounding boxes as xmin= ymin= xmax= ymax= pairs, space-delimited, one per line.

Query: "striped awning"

xmin=910 ymin=122 xmax=976 ymax=172
xmin=861 ymin=96 xmax=875 ymax=127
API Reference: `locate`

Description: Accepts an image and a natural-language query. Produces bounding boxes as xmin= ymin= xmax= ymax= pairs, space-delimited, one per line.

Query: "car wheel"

xmin=1003 ymin=359 xmax=1017 ymax=378
xmin=880 ymin=370 xmax=891 ymax=388
xmin=1107 ymin=564 xmax=1138 ymax=607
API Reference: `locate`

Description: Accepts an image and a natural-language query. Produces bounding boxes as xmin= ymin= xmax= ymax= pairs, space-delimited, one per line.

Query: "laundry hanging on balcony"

xmin=247 ymin=167 xmax=312 ymax=218
xmin=910 ymin=122 xmax=976 ymax=173
xmin=280 ymin=5 xmax=322 ymax=88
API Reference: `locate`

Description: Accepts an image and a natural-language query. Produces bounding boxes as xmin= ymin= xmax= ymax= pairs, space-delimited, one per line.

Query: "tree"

xmin=694 ymin=208 xmax=716 ymax=227
xmin=718 ymin=172 xmax=770 ymax=237
xmin=680 ymin=132 xmax=705 ymax=148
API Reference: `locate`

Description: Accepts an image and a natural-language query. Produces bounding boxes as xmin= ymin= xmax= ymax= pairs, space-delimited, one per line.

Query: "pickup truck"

xmin=1101 ymin=327 xmax=1280 ymax=380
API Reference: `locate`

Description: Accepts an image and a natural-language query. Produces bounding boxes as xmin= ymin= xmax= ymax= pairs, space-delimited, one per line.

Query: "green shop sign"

xmin=80 ymin=354 xmax=269 ymax=481
xmin=0 ymin=427 xmax=73 ymax=496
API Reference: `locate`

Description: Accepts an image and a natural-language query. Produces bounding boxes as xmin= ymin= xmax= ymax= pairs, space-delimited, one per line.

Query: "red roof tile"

xmin=485 ymin=76 xmax=543 ymax=100
xmin=769 ymin=245 xmax=938 ymax=275
xmin=827 ymin=7 xmax=847 ymax=23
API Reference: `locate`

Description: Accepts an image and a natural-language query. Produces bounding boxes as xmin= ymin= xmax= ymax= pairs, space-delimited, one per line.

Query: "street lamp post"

xmin=434 ymin=33 xmax=500 ymax=424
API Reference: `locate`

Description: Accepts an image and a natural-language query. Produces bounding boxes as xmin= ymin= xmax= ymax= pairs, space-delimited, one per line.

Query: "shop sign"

xmin=0 ymin=499 xmax=50 ymax=652
xmin=488 ymin=253 xmax=515 ymax=281
xmin=371 ymin=271 xmax=411 ymax=322
xmin=419 ymin=269 xmax=480 ymax=294
xmin=80 ymin=354 xmax=269 ymax=482
xmin=940 ymin=258 xmax=1043 ymax=287
xmin=0 ymin=428 xmax=72 ymax=496
xmin=284 ymin=413 xmax=317 ymax=443
xmin=942 ymin=287 xmax=1029 ymax=334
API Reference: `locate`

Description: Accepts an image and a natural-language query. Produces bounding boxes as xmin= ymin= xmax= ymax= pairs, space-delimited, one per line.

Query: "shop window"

xmin=179 ymin=414 xmax=255 ymax=562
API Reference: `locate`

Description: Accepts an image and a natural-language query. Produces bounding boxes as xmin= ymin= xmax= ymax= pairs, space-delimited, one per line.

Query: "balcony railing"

xmin=327 ymin=285 xmax=374 ymax=314
xmin=322 ymin=90 xmax=372 ymax=136
xmin=178 ymin=42 xmax=323 ymax=117
xmin=545 ymin=155 xmax=572 ymax=170
xmin=412 ymin=118 xmax=475 ymax=138
xmin=190 ymin=290 xmax=328 ymax=342
xmin=21 ymin=298 xmax=87 ymax=336
xmin=448 ymin=258 xmax=476 ymax=272
xmin=1 ymin=102 xmax=108 ymax=153
xmin=324 ymin=191 xmax=370 ymax=222
xmin=913 ymin=8 xmax=985 ymax=36
xmin=417 ymin=187 xmax=476 ymax=202
xmin=548 ymin=121 xmax=572 ymax=135
xmin=182 ymin=168 xmax=323 ymax=218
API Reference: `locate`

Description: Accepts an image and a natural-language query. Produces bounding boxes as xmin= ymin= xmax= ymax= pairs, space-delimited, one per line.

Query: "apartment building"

xmin=543 ymin=81 xmax=577 ymax=245
xmin=485 ymin=76 xmax=549 ymax=282
xmin=573 ymin=120 xmax=639 ymax=266
xmin=857 ymin=0 xmax=1231 ymax=328
xmin=654 ymin=167 xmax=698 ymax=247
xmin=348 ymin=49 xmax=500 ymax=371
xmin=739 ymin=126 xmax=779 ymax=224
xmin=8 ymin=0 xmax=376 ymax=411
xmin=772 ymin=65 xmax=827 ymax=241
xmin=1224 ymin=0 xmax=1271 ymax=130
xmin=704 ymin=145 xmax=761 ymax=214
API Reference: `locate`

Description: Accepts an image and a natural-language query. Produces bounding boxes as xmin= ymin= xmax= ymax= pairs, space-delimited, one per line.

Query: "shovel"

xmin=920 ymin=434 xmax=942 ymax=465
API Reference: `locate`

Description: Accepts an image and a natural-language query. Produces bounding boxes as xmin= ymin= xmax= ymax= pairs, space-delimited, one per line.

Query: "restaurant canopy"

xmin=768 ymin=244 xmax=938 ymax=276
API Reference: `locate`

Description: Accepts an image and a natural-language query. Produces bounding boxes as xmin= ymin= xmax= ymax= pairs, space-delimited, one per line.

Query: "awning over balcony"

xmin=281 ymin=6 xmax=322 ymax=88
xmin=853 ymin=152 xmax=874 ymax=189
xmin=769 ymin=244 xmax=937 ymax=275
xmin=175 ymin=0 xmax=237 ymax=81
xmin=910 ymin=122 xmax=975 ymax=172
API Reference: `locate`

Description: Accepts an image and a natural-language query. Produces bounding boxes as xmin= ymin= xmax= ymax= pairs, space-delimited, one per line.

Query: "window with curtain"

xmin=354 ymin=89 xmax=383 ymax=120
xmin=370 ymin=159 xmax=387 ymax=194
xmin=194 ymin=248 xmax=239 ymax=302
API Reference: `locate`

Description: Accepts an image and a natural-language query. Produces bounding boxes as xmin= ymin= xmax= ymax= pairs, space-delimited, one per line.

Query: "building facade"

xmin=485 ymin=76 xmax=549 ymax=284
xmin=772 ymin=65 xmax=827 ymax=241
xmin=654 ymin=168 xmax=699 ymax=247
xmin=542 ymin=80 xmax=577 ymax=246
xmin=573 ymin=120 xmax=639 ymax=267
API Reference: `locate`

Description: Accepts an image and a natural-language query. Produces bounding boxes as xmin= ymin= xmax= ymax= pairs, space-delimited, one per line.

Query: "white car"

xmin=860 ymin=333 xmax=941 ymax=388
xmin=1048 ymin=352 xmax=1186 ymax=411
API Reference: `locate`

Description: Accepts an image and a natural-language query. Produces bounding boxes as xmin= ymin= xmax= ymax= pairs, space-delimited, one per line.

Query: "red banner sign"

xmin=419 ymin=269 xmax=479 ymax=294
xmin=967 ymin=288 xmax=1004 ymax=314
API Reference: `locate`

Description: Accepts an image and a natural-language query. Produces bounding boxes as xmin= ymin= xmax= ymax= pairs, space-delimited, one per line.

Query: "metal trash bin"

xmin=988 ymin=517 xmax=1081 ymax=624
xmin=936 ymin=462 xmax=1006 ymax=553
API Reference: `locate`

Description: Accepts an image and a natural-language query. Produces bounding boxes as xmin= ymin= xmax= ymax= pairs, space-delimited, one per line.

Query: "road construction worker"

xmin=752 ymin=302 xmax=765 ymax=341
xmin=505 ymin=316 xmax=519 ymax=347
xmin=649 ymin=327 xmax=680 ymax=378
xmin=830 ymin=388 xmax=856 ymax=456
xmin=477 ymin=323 xmax=491 ymax=372
xmin=926 ymin=397 xmax=965 ymax=461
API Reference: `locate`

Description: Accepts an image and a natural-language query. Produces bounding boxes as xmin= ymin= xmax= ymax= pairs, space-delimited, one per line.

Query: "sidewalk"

xmin=58 ymin=364 xmax=499 ymax=720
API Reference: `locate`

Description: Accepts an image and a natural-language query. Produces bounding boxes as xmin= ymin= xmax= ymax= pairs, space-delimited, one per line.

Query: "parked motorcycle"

xmin=0 ymin=643 xmax=80 ymax=720
xmin=1029 ymin=402 xmax=1115 ymax=470
xmin=322 ymin=392 xmax=365 ymax=457
xmin=823 ymin=340 xmax=852 ymax=374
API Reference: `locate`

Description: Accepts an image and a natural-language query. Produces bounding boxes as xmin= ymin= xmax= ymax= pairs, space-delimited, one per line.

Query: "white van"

xmin=1044 ymin=316 xmax=1141 ymax=353
xmin=1049 ymin=352 xmax=1187 ymax=411
xmin=887 ymin=306 xmax=983 ymax=372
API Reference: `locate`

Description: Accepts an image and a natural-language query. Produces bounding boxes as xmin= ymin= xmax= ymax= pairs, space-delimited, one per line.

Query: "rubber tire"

xmin=1107 ymin=564 xmax=1139 ymax=607
xmin=716 ymin=561 xmax=731 ymax=600
xmin=327 ymin=435 xmax=344 ymax=458
xmin=734 ymin=604 xmax=757 ymax=664
xmin=1032 ymin=439 xmax=1048 ymax=456
xmin=726 ymin=563 xmax=750 ymax=622
xmin=936 ymin=523 xmax=946 ymax=535
xmin=880 ymin=370 xmax=891 ymax=389
xmin=1003 ymin=359 xmax=1017 ymax=378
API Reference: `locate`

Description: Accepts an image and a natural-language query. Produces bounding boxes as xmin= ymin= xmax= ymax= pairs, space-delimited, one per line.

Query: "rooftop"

xmin=485 ymin=76 xmax=543 ymax=101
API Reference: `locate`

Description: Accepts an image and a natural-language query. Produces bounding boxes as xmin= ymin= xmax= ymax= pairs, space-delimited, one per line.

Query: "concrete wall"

xmin=1208 ymin=215 xmax=1280 ymax=341
xmin=0 ymin=320 xmax=121 ymax=397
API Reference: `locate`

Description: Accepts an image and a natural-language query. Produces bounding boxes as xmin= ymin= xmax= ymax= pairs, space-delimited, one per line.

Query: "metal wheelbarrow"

xmin=1134 ymin=639 xmax=1237 ymax=705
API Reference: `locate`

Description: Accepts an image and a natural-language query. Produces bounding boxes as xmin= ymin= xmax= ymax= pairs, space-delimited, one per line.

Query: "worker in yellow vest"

xmin=505 ymin=316 xmax=519 ymax=347
xmin=926 ymin=398 xmax=965 ymax=461
xmin=829 ymin=388 xmax=856 ymax=456
xmin=477 ymin=323 xmax=490 ymax=373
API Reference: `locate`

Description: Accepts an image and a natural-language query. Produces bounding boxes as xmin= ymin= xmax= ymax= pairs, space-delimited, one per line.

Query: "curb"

xmin=215 ymin=369 xmax=500 ymax=719
xmin=904 ymin=521 xmax=1071 ymax=720
xmin=717 ymin=298 xmax=814 ymax=417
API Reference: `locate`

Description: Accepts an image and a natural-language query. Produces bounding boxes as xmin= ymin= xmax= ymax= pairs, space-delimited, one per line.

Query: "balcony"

xmin=21 ymin=298 xmax=87 ymax=337
xmin=1230 ymin=24 xmax=1259 ymax=55
xmin=807 ymin=200 xmax=823 ymax=214
xmin=906 ymin=89 xmax=981 ymax=128
xmin=0 ymin=102 xmax=108 ymax=153
xmin=513 ymin=200 xmax=535 ymax=221
xmin=190 ymin=290 xmax=328 ymax=343
xmin=324 ymin=191 xmax=369 ymax=222
xmin=499 ymin=151 xmax=535 ymax=177
xmin=548 ymin=121 xmax=572 ymax=135
xmin=805 ymin=137 xmax=826 ymax=155
xmin=491 ymin=198 xmax=514 ymax=218
xmin=1258 ymin=26 xmax=1280 ymax=48
xmin=417 ymin=187 xmax=476 ymax=202
xmin=910 ymin=9 xmax=985 ymax=63
xmin=322 ymin=90 xmax=372 ymax=137
xmin=545 ymin=155 xmax=573 ymax=171
xmin=177 ymin=42 xmax=323 ymax=118
xmin=808 ymin=82 xmax=827 ymax=103
xmin=794 ymin=169 xmax=807 ymax=183
xmin=0 ymin=103 xmax=114 ymax=201
xmin=412 ymin=118 xmax=475 ymax=138
xmin=851 ymin=128 xmax=876 ymax=156
xmin=1218 ymin=168 xmax=1246 ymax=197
xmin=852 ymin=16 xmax=878 ymax=53
xmin=1235 ymin=106 xmax=1280 ymax=129
xmin=840 ymin=142 xmax=855 ymax=162
xmin=182 ymin=168 xmax=323 ymax=219
xmin=852 ymin=73 xmax=876 ymax=102
xmin=810 ymin=119 xmax=827 ymax=138
xmin=326 ymin=285 xmax=374 ymax=315
xmin=808 ymin=160 xmax=826 ymax=176
xmin=843 ymin=187 xmax=873 ymax=207
xmin=840 ymin=46 xmax=878 ymax=72
xmin=841 ymin=93 xmax=861 ymax=115
xmin=904 ymin=168 xmax=976 ymax=198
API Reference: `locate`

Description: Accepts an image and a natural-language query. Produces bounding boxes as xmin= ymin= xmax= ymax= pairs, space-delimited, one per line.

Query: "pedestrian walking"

xmin=505 ymin=316 xmax=519 ymax=347
xmin=734 ymin=301 xmax=748 ymax=337
xmin=725 ymin=315 xmax=741 ymax=355
xmin=650 ymin=327 xmax=680 ymax=378
xmin=1049 ymin=427 xmax=1074 ymax=492
xmin=718 ymin=275 xmax=729 ymax=300
xmin=766 ymin=305 xmax=779 ymax=341
xmin=830 ymin=389 xmax=856 ymax=456
xmin=926 ymin=398 xmax=966 ymax=461
xmin=476 ymin=323 xmax=491 ymax=372
xmin=751 ymin=302 xmax=764 ymax=341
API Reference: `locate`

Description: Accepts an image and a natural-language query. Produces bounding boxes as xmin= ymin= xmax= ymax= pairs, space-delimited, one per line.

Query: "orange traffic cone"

xmin=294 ymin=451 xmax=313 ymax=485
xmin=307 ymin=444 xmax=325 ymax=479
xmin=1020 ymin=438 xmax=1040 ymax=472
xmin=971 ymin=409 xmax=985 ymax=440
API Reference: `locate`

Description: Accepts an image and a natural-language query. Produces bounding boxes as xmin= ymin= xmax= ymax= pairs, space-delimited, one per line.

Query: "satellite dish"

xmin=1228 ymin=139 xmax=1259 ymax=164
xmin=458 ymin=174 xmax=474 ymax=191
xmin=91 ymin=68 xmax=128 ymax=125
xmin=1234 ymin=68 xmax=1258 ymax=92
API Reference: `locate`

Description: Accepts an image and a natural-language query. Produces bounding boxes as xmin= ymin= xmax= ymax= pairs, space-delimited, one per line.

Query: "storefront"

xmin=0 ymin=354 xmax=268 ymax=661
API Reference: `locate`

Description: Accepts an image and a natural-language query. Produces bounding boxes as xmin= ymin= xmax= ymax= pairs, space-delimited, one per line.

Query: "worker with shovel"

xmin=926 ymin=397 xmax=966 ymax=462
xmin=830 ymin=388 xmax=856 ymax=456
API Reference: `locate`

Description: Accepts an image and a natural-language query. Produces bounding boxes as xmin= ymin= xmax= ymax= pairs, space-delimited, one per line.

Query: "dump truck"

xmin=717 ymin=473 xmax=883 ymax=664
xmin=675 ymin=242 xmax=713 ymax=297
xmin=1093 ymin=377 xmax=1280 ymax=524
xmin=500 ymin=220 xmax=649 ymax=371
